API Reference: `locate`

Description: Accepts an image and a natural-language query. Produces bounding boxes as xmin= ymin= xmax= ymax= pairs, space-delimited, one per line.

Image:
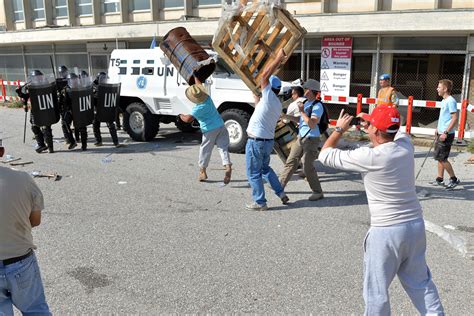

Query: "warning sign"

xmin=321 ymin=72 xmax=329 ymax=81
xmin=320 ymin=37 xmax=353 ymax=103
xmin=321 ymin=82 xmax=329 ymax=92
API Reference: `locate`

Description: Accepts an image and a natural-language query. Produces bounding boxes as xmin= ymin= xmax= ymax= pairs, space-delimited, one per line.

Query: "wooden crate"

xmin=212 ymin=3 xmax=307 ymax=95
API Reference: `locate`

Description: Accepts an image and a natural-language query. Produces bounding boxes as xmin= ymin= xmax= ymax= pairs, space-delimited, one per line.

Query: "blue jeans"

xmin=245 ymin=138 xmax=284 ymax=205
xmin=0 ymin=252 xmax=51 ymax=315
xmin=363 ymin=219 xmax=444 ymax=315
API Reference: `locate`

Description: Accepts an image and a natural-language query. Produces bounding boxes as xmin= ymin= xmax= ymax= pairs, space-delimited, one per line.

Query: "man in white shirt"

xmin=245 ymin=48 xmax=289 ymax=211
xmin=319 ymin=106 xmax=444 ymax=315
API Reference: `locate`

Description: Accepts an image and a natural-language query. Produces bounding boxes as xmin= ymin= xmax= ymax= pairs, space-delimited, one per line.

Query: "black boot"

xmin=43 ymin=126 xmax=54 ymax=153
xmin=32 ymin=125 xmax=47 ymax=153
xmin=108 ymin=121 xmax=119 ymax=146
xmin=80 ymin=128 xmax=88 ymax=151
xmin=93 ymin=119 xmax=102 ymax=146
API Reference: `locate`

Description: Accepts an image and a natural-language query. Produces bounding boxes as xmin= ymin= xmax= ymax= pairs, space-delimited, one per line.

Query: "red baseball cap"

xmin=361 ymin=106 xmax=400 ymax=133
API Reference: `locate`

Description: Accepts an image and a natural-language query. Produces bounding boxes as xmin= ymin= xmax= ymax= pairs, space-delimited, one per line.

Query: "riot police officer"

xmin=15 ymin=70 xmax=55 ymax=153
xmin=65 ymin=71 xmax=91 ymax=151
xmin=57 ymin=66 xmax=77 ymax=149
xmin=92 ymin=72 xmax=122 ymax=147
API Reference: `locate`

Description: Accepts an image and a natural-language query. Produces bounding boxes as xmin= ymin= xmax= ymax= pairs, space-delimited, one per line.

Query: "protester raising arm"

xmin=260 ymin=48 xmax=287 ymax=90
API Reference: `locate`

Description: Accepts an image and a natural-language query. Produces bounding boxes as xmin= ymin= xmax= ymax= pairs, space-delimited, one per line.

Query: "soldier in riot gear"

xmin=15 ymin=70 xmax=55 ymax=153
xmin=65 ymin=72 xmax=93 ymax=151
xmin=92 ymin=72 xmax=122 ymax=147
xmin=58 ymin=65 xmax=68 ymax=79
xmin=80 ymin=70 xmax=89 ymax=78
xmin=56 ymin=66 xmax=77 ymax=149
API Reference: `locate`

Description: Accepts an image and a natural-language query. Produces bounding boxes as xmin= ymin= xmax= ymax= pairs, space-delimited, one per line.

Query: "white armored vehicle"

xmin=108 ymin=48 xmax=261 ymax=153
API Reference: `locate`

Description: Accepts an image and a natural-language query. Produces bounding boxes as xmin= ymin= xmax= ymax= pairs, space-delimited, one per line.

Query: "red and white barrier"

xmin=323 ymin=94 xmax=473 ymax=140
xmin=0 ymin=79 xmax=25 ymax=102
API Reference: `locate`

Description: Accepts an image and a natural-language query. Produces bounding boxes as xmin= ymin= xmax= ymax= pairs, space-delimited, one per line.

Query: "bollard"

xmin=356 ymin=94 xmax=363 ymax=131
xmin=457 ymin=99 xmax=468 ymax=142
xmin=406 ymin=96 xmax=413 ymax=135
xmin=1 ymin=79 xmax=6 ymax=102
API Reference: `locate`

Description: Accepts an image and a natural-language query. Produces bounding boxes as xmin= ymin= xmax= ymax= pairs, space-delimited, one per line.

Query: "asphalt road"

xmin=0 ymin=107 xmax=473 ymax=314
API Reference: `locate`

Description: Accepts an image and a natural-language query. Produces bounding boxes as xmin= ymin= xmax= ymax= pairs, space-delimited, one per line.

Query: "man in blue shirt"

xmin=432 ymin=79 xmax=460 ymax=190
xmin=179 ymin=78 xmax=232 ymax=184
xmin=279 ymin=79 xmax=324 ymax=201
xmin=245 ymin=48 xmax=289 ymax=211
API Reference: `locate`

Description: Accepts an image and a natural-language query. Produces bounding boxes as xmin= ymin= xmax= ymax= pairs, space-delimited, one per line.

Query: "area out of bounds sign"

xmin=320 ymin=37 xmax=352 ymax=103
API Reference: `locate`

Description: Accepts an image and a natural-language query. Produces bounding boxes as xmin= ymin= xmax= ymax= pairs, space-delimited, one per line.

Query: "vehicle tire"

xmin=123 ymin=102 xmax=159 ymax=141
xmin=221 ymin=108 xmax=251 ymax=153
xmin=175 ymin=117 xmax=200 ymax=133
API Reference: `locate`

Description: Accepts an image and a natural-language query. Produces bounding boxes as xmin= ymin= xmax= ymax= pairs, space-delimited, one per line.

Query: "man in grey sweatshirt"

xmin=319 ymin=106 xmax=444 ymax=315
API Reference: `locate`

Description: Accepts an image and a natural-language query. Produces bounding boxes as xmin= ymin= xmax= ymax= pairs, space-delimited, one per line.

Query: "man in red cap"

xmin=319 ymin=106 xmax=444 ymax=315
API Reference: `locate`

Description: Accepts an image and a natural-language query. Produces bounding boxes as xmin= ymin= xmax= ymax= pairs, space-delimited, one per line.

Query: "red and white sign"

xmin=320 ymin=37 xmax=353 ymax=103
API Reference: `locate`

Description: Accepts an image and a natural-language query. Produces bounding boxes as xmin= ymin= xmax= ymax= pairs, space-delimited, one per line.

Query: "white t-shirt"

xmin=247 ymin=85 xmax=282 ymax=139
xmin=318 ymin=132 xmax=422 ymax=227
xmin=286 ymin=97 xmax=305 ymax=118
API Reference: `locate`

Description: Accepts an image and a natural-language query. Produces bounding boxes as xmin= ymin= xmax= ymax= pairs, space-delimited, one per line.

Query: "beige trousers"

xmin=279 ymin=136 xmax=323 ymax=194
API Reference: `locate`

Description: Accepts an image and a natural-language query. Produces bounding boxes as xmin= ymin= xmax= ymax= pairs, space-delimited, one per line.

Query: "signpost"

xmin=320 ymin=37 xmax=353 ymax=103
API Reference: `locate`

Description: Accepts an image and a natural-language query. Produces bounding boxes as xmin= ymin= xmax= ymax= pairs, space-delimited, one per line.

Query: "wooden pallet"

xmin=212 ymin=3 xmax=307 ymax=95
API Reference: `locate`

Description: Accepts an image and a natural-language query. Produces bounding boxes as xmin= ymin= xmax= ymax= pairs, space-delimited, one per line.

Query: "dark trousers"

xmin=30 ymin=113 xmax=53 ymax=150
xmin=61 ymin=111 xmax=76 ymax=145
xmin=93 ymin=119 xmax=118 ymax=145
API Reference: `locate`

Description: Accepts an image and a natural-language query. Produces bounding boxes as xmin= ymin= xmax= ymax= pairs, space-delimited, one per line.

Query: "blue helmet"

xmin=379 ymin=73 xmax=391 ymax=81
xmin=269 ymin=75 xmax=281 ymax=90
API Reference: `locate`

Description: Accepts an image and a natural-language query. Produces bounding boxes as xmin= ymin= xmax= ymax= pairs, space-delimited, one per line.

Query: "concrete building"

xmin=0 ymin=0 xmax=473 ymax=104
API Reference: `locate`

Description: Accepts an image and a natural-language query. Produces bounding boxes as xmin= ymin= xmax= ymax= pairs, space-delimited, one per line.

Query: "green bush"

xmin=2 ymin=101 xmax=25 ymax=108
xmin=468 ymin=140 xmax=474 ymax=154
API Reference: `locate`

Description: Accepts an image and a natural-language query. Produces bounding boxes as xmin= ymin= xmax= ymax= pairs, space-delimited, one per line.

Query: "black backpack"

xmin=318 ymin=101 xmax=329 ymax=134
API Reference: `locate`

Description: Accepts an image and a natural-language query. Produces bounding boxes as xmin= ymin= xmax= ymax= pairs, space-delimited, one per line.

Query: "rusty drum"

xmin=160 ymin=27 xmax=216 ymax=85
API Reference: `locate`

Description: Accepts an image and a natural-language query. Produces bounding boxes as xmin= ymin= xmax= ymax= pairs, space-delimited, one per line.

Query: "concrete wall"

xmin=0 ymin=10 xmax=472 ymax=45
xmin=129 ymin=11 xmax=152 ymax=22
xmin=336 ymin=0 xmax=376 ymax=12
xmin=102 ymin=13 xmax=122 ymax=24
xmin=0 ymin=0 xmax=6 ymax=27
xmin=286 ymin=3 xmax=322 ymax=15
xmin=193 ymin=7 xmax=221 ymax=18
xmin=53 ymin=17 xmax=70 ymax=27
xmin=391 ymin=0 xmax=437 ymax=10
xmin=160 ymin=9 xmax=184 ymax=20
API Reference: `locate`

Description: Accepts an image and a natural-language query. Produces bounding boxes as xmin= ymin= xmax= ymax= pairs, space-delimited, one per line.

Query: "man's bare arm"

xmin=30 ymin=210 xmax=41 ymax=227
xmin=260 ymin=49 xmax=287 ymax=90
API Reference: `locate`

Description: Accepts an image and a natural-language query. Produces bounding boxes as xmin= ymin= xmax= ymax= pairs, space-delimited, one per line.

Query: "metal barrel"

xmin=160 ymin=27 xmax=216 ymax=85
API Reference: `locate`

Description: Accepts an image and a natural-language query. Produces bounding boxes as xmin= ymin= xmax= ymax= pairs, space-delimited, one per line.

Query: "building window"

xmin=31 ymin=0 xmax=46 ymax=20
xmin=195 ymin=0 xmax=220 ymax=6
xmin=76 ymin=0 xmax=93 ymax=16
xmin=12 ymin=0 xmax=24 ymax=21
xmin=102 ymin=0 xmax=121 ymax=13
xmin=163 ymin=0 xmax=184 ymax=8
xmin=55 ymin=0 xmax=68 ymax=18
xmin=129 ymin=0 xmax=151 ymax=11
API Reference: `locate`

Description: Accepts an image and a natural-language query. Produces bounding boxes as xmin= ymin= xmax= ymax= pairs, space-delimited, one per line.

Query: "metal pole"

xmin=300 ymin=38 xmax=305 ymax=80
xmin=23 ymin=111 xmax=27 ymax=143
xmin=415 ymin=136 xmax=437 ymax=181
xmin=370 ymin=35 xmax=381 ymax=114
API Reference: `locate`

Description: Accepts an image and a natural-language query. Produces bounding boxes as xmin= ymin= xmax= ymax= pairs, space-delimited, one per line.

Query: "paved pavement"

xmin=0 ymin=107 xmax=473 ymax=314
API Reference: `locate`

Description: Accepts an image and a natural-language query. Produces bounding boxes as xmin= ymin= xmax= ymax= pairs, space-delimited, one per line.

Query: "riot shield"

xmin=95 ymin=83 xmax=121 ymax=122
xmin=28 ymin=82 xmax=60 ymax=126
xmin=70 ymin=86 xmax=94 ymax=128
